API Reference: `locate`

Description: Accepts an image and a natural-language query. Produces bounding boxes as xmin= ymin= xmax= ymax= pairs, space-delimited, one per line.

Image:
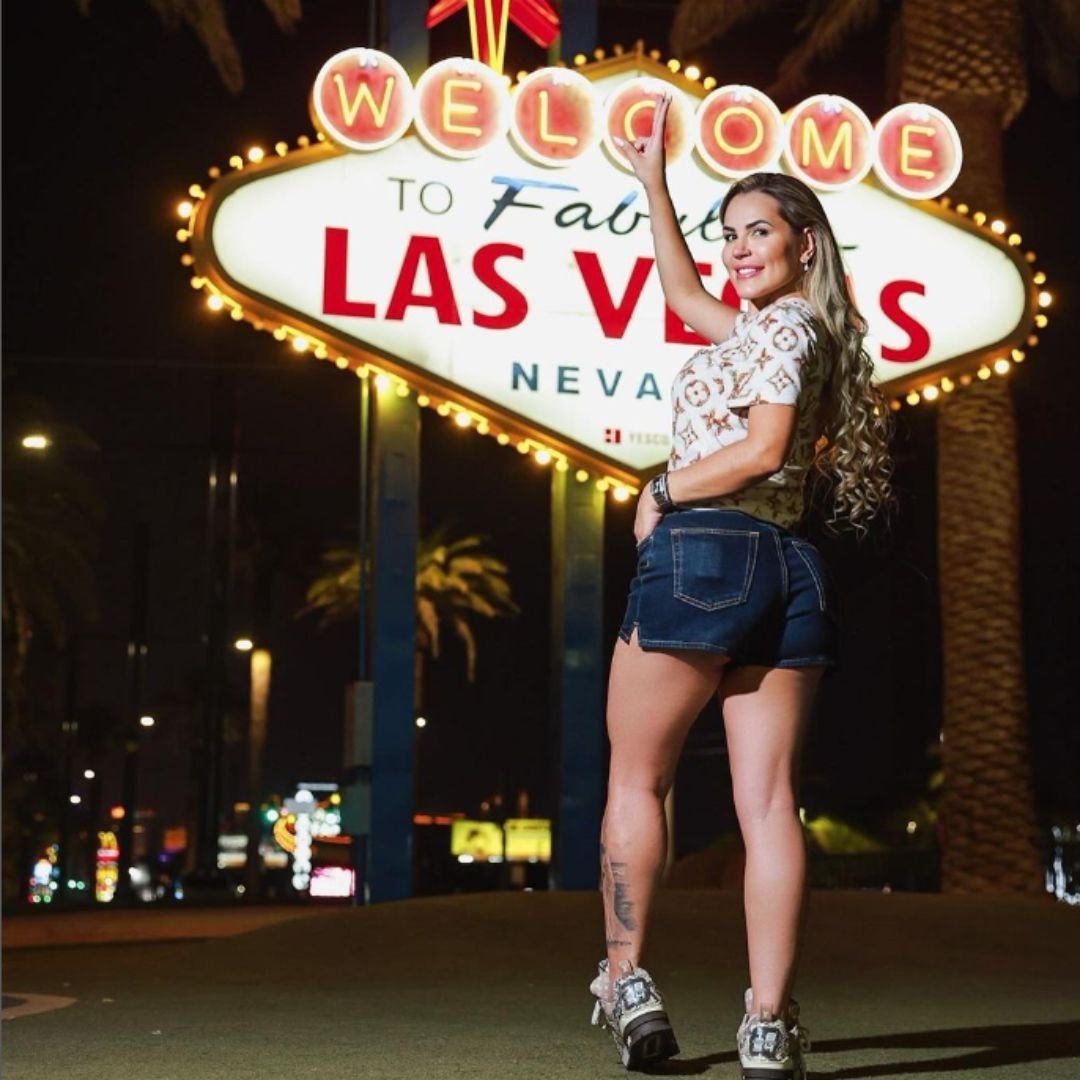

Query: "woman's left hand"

xmin=634 ymin=486 xmax=663 ymax=545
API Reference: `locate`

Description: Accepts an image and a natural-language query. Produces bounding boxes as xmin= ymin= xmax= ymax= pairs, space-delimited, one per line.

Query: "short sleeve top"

xmin=668 ymin=295 xmax=825 ymax=529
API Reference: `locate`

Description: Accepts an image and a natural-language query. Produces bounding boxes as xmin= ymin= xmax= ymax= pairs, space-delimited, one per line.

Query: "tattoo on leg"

xmin=606 ymin=939 xmax=633 ymax=948
xmin=610 ymin=861 xmax=637 ymax=932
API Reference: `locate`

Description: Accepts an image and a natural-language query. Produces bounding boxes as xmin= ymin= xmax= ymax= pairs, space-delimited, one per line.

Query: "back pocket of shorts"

xmin=672 ymin=528 xmax=758 ymax=612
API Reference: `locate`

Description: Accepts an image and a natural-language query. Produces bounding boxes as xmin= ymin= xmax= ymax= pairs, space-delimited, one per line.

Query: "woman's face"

xmin=721 ymin=191 xmax=810 ymax=311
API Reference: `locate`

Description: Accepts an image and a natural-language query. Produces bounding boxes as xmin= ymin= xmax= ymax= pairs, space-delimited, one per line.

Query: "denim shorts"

xmin=618 ymin=508 xmax=837 ymax=668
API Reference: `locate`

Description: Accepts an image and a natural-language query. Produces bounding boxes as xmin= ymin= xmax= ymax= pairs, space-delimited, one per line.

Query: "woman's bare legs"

xmin=601 ymin=630 xmax=727 ymax=980
xmin=721 ymin=665 xmax=822 ymax=1018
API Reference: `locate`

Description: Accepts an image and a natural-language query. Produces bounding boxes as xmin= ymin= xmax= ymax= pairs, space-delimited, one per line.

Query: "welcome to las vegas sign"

xmin=185 ymin=48 xmax=1038 ymax=483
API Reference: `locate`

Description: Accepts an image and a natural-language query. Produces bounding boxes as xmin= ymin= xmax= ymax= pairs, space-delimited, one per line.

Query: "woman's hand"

xmin=634 ymin=485 xmax=663 ymax=545
xmin=614 ymin=93 xmax=670 ymax=192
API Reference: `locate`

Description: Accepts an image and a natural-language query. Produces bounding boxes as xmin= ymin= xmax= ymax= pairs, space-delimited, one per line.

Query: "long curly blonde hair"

xmin=720 ymin=172 xmax=894 ymax=533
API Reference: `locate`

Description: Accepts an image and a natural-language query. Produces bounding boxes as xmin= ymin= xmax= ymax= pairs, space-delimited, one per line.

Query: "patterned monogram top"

xmin=669 ymin=295 xmax=824 ymax=528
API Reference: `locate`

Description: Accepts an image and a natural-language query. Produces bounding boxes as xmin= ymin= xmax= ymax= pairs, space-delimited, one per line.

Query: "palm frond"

xmin=1028 ymin=0 xmax=1080 ymax=96
xmin=671 ymin=0 xmax=786 ymax=55
xmin=146 ymin=0 xmax=244 ymax=92
xmin=416 ymin=595 xmax=440 ymax=657
xmin=262 ymin=0 xmax=302 ymax=33
xmin=769 ymin=0 xmax=881 ymax=101
xmin=298 ymin=544 xmax=361 ymax=625
xmin=451 ymin=615 xmax=478 ymax=682
xmin=81 ymin=0 xmax=304 ymax=92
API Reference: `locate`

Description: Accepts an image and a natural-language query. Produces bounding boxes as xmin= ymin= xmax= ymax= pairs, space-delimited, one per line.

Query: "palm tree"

xmin=301 ymin=530 xmax=520 ymax=709
xmin=2 ymin=392 xmax=104 ymax=902
xmin=2 ymin=392 xmax=104 ymax=736
xmin=673 ymin=0 xmax=1077 ymax=893
xmin=76 ymin=0 xmax=302 ymax=92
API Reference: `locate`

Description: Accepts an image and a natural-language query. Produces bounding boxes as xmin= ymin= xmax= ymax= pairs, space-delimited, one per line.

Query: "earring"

xmin=801 ymin=254 xmax=813 ymax=272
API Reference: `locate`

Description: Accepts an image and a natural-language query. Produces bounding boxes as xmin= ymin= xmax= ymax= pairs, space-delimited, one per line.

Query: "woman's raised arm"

xmin=616 ymin=94 xmax=736 ymax=345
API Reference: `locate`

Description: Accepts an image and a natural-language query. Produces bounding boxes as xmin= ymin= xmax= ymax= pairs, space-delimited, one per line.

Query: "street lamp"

xmin=139 ymin=715 xmax=155 ymax=728
xmin=244 ymin=647 xmax=272 ymax=898
xmin=21 ymin=433 xmax=50 ymax=450
xmin=234 ymin=637 xmax=254 ymax=652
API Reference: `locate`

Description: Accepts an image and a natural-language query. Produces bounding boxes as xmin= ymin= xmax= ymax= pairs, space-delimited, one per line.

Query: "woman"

xmin=589 ymin=94 xmax=892 ymax=1079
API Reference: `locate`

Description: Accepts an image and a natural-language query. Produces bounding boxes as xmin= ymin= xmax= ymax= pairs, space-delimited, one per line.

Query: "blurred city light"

xmin=234 ymin=637 xmax=254 ymax=651
xmin=415 ymin=716 xmax=428 ymax=728
xmin=21 ymin=433 xmax=50 ymax=450
xmin=139 ymin=714 xmax=155 ymax=728
xmin=84 ymin=768 xmax=96 ymax=779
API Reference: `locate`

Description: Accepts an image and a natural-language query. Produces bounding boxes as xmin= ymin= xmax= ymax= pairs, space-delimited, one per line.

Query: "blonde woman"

xmin=589 ymin=94 xmax=892 ymax=1079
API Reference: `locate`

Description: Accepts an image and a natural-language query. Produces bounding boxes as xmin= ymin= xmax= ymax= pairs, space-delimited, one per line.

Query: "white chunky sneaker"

xmin=736 ymin=989 xmax=810 ymax=1079
xmin=589 ymin=959 xmax=680 ymax=1069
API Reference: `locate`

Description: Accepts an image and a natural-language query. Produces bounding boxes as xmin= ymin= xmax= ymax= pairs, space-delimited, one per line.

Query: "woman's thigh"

xmin=720 ymin=665 xmax=823 ymax=818
xmin=606 ymin=630 xmax=727 ymax=793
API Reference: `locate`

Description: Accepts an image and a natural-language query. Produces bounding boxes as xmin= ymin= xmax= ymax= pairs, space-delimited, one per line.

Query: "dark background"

xmin=4 ymin=2 xmax=1077 ymax=852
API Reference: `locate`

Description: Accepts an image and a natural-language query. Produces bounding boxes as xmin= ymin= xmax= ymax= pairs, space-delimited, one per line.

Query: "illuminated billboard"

xmin=451 ymin=819 xmax=504 ymax=860
xmin=504 ymin=817 xmax=551 ymax=861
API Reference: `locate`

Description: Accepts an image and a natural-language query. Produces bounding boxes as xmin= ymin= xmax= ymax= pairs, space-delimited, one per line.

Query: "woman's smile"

xmin=721 ymin=191 xmax=809 ymax=310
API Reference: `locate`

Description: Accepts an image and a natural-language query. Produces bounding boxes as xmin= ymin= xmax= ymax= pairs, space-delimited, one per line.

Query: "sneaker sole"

xmin=622 ymin=1011 xmax=680 ymax=1069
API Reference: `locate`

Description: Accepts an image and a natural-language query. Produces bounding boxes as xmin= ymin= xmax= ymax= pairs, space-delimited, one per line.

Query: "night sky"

xmin=5 ymin=2 xmax=1078 ymax=849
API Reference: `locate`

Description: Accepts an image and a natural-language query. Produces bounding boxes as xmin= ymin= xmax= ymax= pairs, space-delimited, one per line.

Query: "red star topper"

xmin=427 ymin=0 xmax=560 ymax=74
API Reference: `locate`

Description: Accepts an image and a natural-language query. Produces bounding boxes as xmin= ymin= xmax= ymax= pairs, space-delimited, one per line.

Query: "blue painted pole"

xmin=551 ymin=470 xmax=606 ymax=890
xmin=384 ymin=0 xmax=430 ymax=77
xmin=553 ymin=0 xmax=598 ymax=63
xmin=369 ymin=385 xmax=420 ymax=902
xmin=360 ymin=0 xmax=428 ymax=908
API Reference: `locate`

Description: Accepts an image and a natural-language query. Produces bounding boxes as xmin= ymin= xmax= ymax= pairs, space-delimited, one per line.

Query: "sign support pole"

xmin=551 ymin=0 xmax=597 ymax=64
xmin=368 ymin=384 xmax=420 ymax=902
xmin=346 ymin=0 xmax=428 ymax=905
xmin=550 ymin=471 xmax=605 ymax=889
